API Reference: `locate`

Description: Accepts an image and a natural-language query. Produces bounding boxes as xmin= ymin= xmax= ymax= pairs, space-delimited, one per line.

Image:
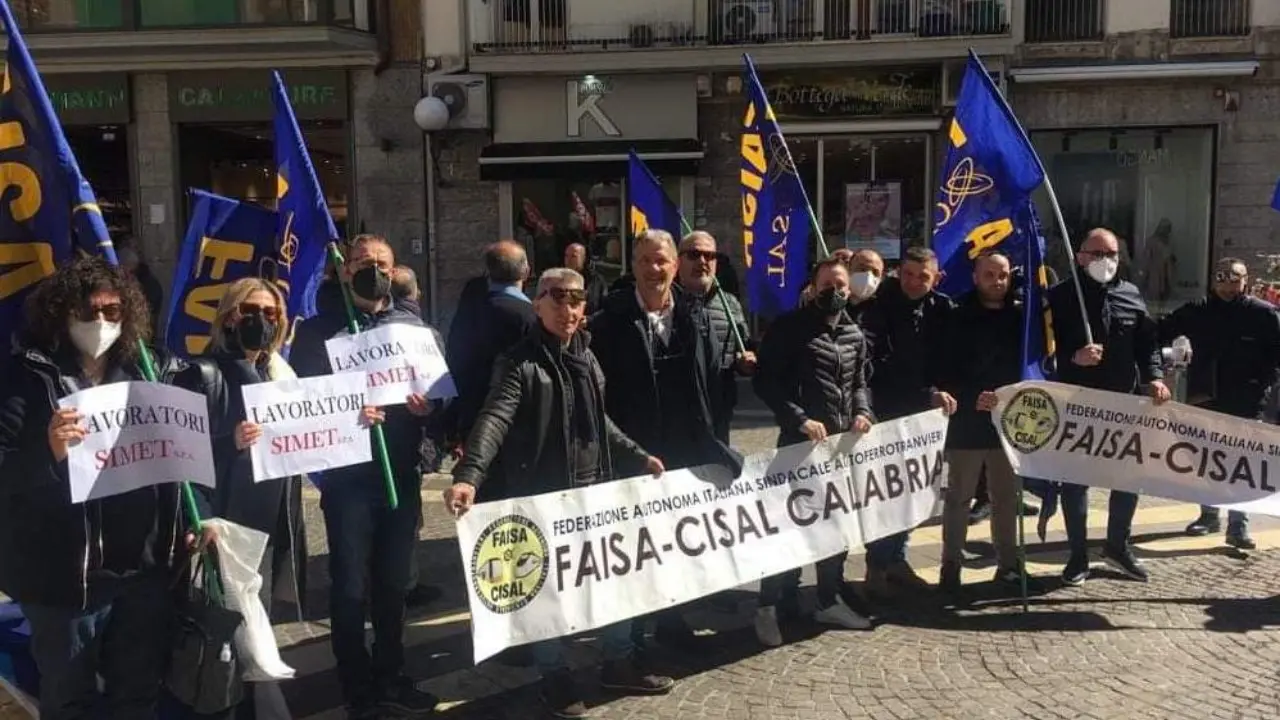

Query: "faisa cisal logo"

xmin=999 ymin=388 xmax=1060 ymax=454
xmin=470 ymin=514 xmax=549 ymax=615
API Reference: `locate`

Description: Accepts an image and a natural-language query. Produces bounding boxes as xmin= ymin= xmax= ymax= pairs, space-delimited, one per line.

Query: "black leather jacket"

xmin=0 ymin=344 xmax=190 ymax=609
xmin=1048 ymin=276 xmax=1162 ymax=394
xmin=452 ymin=327 xmax=650 ymax=500
xmin=754 ymin=304 xmax=873 ymax=447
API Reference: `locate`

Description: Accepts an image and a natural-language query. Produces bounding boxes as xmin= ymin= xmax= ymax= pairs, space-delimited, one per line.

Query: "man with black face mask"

xmin=1049 ymin=227 xmax=1169 ymax=587
xmin=1159 ymin=257 xmax=1280 ymax=549
xmin=751 ymin=257 xmax=875 ymax=647
xmin=292 ymin=234 xmax=444 ymax=719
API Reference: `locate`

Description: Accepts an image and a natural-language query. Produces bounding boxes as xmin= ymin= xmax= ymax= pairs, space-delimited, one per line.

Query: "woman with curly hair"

xmin=0 ymin=254 xmax=212 ymax=719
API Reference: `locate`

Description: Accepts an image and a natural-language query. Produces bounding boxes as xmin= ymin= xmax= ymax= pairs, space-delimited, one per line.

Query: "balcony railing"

xmin=1170 ymin=0 xmax=1250 ymax=38
xmin=471 ymin=0 xmax=1010 ymax=54
xmin=1024 ymin=0 xmax=1102 ymax=43
xmin=8 ymin=0 xmax=371 ymax=32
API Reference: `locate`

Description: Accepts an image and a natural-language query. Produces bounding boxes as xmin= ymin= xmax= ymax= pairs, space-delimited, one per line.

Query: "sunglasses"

xmin=239 ymin=303 xmax=281 ymax=322
xmin=1215 ymin=271 xmax=1246 ymax=283
xmin=681 ymin=250 xmax=717 ymax=263
xmin=77 ymin=303 xmax=123 ymax=323
xmin=1084 ymin=249 xmax=1119 ymax=260
xmin=540 ymin=287 xmax=587 ymax=307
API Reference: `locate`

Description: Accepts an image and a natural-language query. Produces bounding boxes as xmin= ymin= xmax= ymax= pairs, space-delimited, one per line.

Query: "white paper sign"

xmin=241 ymin=372 xmax=373 ymax=482
xmin=456 ymin=410 xmax=948 ymax=663
xmin=325 ymin=323 xmax=457 ymax=406
xmin=59 ymin=382 xmax=216 ymax=503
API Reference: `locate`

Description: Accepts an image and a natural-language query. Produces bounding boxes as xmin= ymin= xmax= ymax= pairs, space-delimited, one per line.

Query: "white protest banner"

xmin=995 ymin=381 xmax=1280 ymax=516
xmin=456 ymin=409 xmax=947 ymax=663
xmin=325 ymin=323 xmax=456 ymax=406
xmin=60 ymin=382 xmax=216 ymax=503
xmin=241 ymin=372 xmax=372 ymax=482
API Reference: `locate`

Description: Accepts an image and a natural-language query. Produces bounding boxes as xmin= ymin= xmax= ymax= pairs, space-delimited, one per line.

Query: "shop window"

xmin=139 ymin=0 xmax=319 ymax=26
xmin=176 ymin=121 xmax=348 ymax=237
xmin=15 ymin=0 xmax=124 ymax=30
xmin=510 ymin=175 xmax=682 ymax=284
xmin=1031 ymin=127 xmax=1214 ymax=316
xmin=64 ymin=125 xmax=131 ymax=243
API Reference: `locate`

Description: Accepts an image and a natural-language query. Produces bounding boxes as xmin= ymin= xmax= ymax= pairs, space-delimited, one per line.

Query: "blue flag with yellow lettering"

xmin=934 ymin=51 xmax=1046 ymax=299
xmin=741 ymin=54 xmax=810 ymax=317
xmin=164 ymin=189 xmax=280 ymax=358
xmin=1019 ymin=201 xmax=1054 ymax=382
xmin=628 ymin=150 xmax=684 ymax=238
xmin=0 ymin=2 xmax=116 ymax=353
xmin=272 ymin=70 xmax=333 ymax=325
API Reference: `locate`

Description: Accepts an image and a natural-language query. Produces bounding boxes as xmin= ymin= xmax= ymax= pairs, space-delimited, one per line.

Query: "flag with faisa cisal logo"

xmin=456 ymin=410 xmax=950 ymax=662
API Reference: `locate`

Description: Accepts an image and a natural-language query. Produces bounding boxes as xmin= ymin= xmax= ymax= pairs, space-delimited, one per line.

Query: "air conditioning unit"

xmin=941 ymin=61 xmax=1006 ymax=107
xmin=712 ymin=0 xmax=775 ymax=43
xmin=425 ymin=73 xmax=490 ymax=130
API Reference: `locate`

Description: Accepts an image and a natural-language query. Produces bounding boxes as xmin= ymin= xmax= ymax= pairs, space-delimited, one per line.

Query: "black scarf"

xmin=555 ymin=332 xmax=601 ymax=448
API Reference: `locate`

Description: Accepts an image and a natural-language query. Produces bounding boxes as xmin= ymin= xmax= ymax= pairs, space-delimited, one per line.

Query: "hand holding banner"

xmin=325 ymin=324 xmax=457 ymax=406
xmin=241 ymin=372 xmax=372 ymax=482
xmin=59 ymin=382 xmax=216 ymax=503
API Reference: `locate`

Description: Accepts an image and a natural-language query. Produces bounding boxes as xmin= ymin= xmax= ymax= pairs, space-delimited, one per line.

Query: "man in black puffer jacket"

xmin=291 ymin=234 xmax=442 ymax=719
xmin=751 ymin=257 xmax=875 ymax=647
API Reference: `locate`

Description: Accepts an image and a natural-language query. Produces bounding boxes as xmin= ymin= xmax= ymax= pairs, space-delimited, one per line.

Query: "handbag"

xmin=165 ymin=549 xmax=246 ymax=714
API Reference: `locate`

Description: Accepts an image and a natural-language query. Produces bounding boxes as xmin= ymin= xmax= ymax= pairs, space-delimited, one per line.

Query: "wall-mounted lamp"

xmin=413 ymin=96 xmax=453 ymax=133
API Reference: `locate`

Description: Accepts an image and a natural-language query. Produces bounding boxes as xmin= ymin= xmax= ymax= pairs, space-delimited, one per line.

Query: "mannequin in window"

xmin=1138 ymin=218 xmax=1177 ymax=302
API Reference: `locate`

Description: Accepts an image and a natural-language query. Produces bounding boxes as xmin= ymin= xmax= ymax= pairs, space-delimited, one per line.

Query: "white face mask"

xmin=68 ymin=319 xmax=122 ymax=359
xmin=1086 ymin=257 xmax=1119 ymax=284
xmin=849 ymin=271 xmax=881 ymax=299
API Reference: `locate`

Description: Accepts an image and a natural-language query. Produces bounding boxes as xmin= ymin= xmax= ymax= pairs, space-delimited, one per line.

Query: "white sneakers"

xmin=755 ymin=598 xmax=872 ymax=647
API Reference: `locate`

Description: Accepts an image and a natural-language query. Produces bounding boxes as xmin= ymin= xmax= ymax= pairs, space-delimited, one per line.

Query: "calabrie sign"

xmin=324 ymin=323 xmax=456 ymax=407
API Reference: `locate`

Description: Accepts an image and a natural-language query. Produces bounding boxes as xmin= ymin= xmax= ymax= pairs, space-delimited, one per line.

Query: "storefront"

xmin=480 ymin=73 xmax=702 ymax=282
xmin=168 ymin=69 xmax=352 ymax=236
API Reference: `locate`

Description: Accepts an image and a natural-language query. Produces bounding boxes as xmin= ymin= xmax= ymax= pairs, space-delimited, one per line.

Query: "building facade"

xmin=6 ymin=0 xmax=429 ymax=314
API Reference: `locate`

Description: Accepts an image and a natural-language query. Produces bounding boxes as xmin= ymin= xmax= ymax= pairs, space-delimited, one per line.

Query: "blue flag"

xmin=741 ymin=54 xmax=811 ymax=317
xmin=271 ymin=70 xmax=333 ymax=327
xmin=0 ymin=2 xmax=116 ymax=353
xmin=628 ymin=150 xmax=684 ymax=238
xmin=164 ymin=189 xmax=281 ymax=358
xmin=1272 ymin=178 xmax=1280 ymax=212
xmin=934 ymin=51 xmax=1046 ymax=298
xmin=1019 ymin=202 xmax=1055 ymax=382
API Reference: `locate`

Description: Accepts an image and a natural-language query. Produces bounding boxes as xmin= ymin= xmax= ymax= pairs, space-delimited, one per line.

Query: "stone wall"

xmin=696 ymin=95 xmax=745 ymax=275
xmin=432 ymin=130 xmax=496 ymax=331
xmin=131 ymin=73 xmax=179 ymax=293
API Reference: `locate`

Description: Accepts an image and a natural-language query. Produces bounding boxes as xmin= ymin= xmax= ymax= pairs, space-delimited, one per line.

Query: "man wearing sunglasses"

xmin=1048 ymin=227 xmax=1170 ymax=586
xmin=1159 ymin=257 xmax=1280 ymax=549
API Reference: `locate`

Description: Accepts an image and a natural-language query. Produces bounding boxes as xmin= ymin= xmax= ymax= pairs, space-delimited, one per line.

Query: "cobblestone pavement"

xmin=5 ymin=384 xmax=1280 ymax=719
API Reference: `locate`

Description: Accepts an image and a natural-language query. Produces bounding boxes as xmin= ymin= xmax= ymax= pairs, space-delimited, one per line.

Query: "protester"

xmin=442 ymin=267 xmax=674 ymax=719
xmin=117 ymin=242 xmax=164 ymax=336
xmin=1159 ymin=257 xmax=1280 ymax=549
xmin=589 ymin=228 xmax=744 ymax=650
xmin=677 ymin=231 xmax=755 ymax=442
xmin=933 ymin=251 xmax=1028 ymax=594
xmin=0 ymin=255 xmax=214 ymax=719
xmin=844 ymin=248 xmax=884 ymax=326
xmin=175 ymin=277 xmax=305 ymax=719
xmin=563 ymin=242 xmax=609 ymax=314
xmin=859 ymin=246 xmax=955 ymax=596
xmin=444 ymin=269 xmax=492 ymax=374
xmin=752 ymin=257 xmax=875 ymax=646
xmin=391 ymin=265 xmax=423 ymax=317
xmin=291 ymin=234 xmax=443 ymax=719
xmin=1049 ymin=227 xmax=1170 ymax=585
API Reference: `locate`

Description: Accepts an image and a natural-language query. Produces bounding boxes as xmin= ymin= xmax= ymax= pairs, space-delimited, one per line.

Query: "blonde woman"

xmin=175 ymin=277 xmax=306 ymax=720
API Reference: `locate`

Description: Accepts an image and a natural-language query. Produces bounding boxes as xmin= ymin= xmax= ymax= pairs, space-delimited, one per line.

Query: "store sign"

xmin=168 ymin=70 xmax=348 ymax=123
xmin=762 ymin=68 xmax=940 ymax=120
xmin=0 ymin=66 xmax=129 ymax=125
xmin=493 ymin=75 xmax=697 ymax=144
xmin=566 ymin=79 xmax=620 ymax=138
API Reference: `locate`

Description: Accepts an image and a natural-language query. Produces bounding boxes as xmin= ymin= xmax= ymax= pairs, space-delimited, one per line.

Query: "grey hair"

xmin=484 ymin=242 xmax=530 ymax=284
xmin=535 ymin=267 xmax=584 ymax=297
xmin=633 ymin=228 xmax=676 ymax=254
xmin=680 ymin=230 xmax=716 ymax=251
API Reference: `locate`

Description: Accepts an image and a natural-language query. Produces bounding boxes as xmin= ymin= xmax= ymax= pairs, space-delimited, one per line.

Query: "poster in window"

xmin=844 ymin=182 xmax=902 ymax=260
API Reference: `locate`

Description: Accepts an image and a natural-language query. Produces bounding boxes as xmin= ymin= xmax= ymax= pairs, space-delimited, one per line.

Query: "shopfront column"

xmin=132 ymin=73 xmax=179 ymax=290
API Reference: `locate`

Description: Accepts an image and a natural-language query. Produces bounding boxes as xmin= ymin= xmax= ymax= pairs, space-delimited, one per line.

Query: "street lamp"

xmin=413 ymin=96 xmax=452 ymax=133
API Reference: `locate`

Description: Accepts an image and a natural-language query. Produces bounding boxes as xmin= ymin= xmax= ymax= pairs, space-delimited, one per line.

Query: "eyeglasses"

xmin=1083 ymin=249 xmax=1119 ymax=260
xmin=680 ymin=250 xmax=717 ymax=263
xmin=1215 ymin=271 xmax=1246 ymax=283
xmin=77 ymin=303 xmax=122 ymax=323
xmin=239 ymin=303 xmax=280 ymax=322
xmin=539 ymin=287 xmax=587 ymax=307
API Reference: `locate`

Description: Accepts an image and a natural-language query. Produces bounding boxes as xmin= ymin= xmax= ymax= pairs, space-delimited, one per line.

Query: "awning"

xmin=479 ymin=138 xmax=703 ymax=181
xmin=1009 ymin=60 xmax=1259 ymax=84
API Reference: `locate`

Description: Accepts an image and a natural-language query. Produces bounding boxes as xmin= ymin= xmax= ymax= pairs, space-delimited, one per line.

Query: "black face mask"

xmin=228 ymin=313 xmax=276 ymax=352
xmin=814 ymin=287 xmax=849 ymax=316
xmin=351 ymin=265 xmax=391 ymax=302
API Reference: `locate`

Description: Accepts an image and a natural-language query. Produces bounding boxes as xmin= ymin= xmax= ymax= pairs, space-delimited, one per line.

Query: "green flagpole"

xmin=326 ymin=242 xmax=400 ymax=510
xmin=133 ymin=341 xmax=204 ymax=530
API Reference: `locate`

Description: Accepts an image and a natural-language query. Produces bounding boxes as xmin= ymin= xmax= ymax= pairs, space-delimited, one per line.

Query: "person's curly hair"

xmin=22 ymin=254 xmax=151 ymax=364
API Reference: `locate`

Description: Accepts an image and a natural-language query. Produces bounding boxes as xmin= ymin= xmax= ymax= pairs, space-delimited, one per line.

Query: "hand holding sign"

xmin=406 ymin=393 xmax=431 ymax=417
xmin=48 ymin=407 xmax=86 ymax=461
xmin=360 ymin=406 xmax=386 ymax=427
xmin=235 ymin=421 xmax=263 ymax=451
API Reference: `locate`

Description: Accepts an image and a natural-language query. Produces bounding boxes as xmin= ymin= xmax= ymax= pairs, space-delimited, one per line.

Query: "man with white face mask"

xmin=1048 ymin=227 xmax=1170 ymax=586
xmin=845 ymin=249 xmax=885 ymax=324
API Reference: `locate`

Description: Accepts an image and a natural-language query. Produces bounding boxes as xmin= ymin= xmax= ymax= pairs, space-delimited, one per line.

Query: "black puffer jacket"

xmin=0 ymin=344 xmax=191 ymax=609
xmin=859 ymin=277 xmax=954 ymax=420
xmin=935 ymin=293 xmax=1024 ymax=449
xmin=753 ymin=304 xmax=872 ymax=447
xmin=452 ymin=327 xmax=650 ymax=500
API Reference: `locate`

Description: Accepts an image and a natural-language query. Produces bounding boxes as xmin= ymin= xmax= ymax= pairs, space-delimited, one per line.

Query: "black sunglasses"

xmin=540 ymin=287 xmax=587 ymax=306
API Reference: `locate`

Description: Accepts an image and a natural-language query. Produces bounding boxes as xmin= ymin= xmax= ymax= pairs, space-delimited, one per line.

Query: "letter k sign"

xmin=566 ymin=80 xmax=620 ymax=138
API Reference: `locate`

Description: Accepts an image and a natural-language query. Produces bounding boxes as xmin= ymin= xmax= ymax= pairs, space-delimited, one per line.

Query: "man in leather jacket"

xmin=1049 ymin=228 xmax=1170 ymax=587
xmin=1159 ymin=257 xmax=1280 ymax=549
xmin=443 ymin=268 xmax=673 ymax=720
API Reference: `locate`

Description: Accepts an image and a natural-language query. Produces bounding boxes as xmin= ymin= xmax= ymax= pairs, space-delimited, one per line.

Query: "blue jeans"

xmin=531 ymin=621 xmax=634 ymax=676
xmin=865 ymin=531 xmax=910 ymax=569
xmin=320 ymin=480 xmax=422 ymax=703
xmin=1060 ymin=484 xmax=1138 ymax=557
xmin=1198 ymin=505 xmax=1249 ymax=532
xmin=23 ymin=573 xmax=172 ymax=720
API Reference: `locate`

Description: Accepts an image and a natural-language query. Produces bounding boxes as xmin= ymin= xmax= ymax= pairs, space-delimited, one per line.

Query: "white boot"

xmin=814 ymin=597 xmax=872 ymax=630
xmin=754 ymin=606 xmax=783 ymax=647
